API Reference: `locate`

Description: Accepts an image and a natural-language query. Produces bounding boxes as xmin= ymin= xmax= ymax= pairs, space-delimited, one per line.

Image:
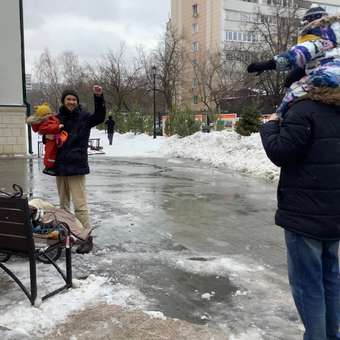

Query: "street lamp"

xmin=152 ymin=65 xmax=157 ymax=139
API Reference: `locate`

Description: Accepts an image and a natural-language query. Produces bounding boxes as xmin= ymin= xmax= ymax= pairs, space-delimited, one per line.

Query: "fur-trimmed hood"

xmin=305 ymin=86 xmax=340 ymax=106
xmin=26 ymin=113 xmax=54 ymax=125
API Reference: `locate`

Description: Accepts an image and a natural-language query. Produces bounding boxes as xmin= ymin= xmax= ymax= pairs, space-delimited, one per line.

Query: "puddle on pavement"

xmin=89 ymin=252 xmax=238 ymax=326
xmin=139 ymin=264 xmax=237 ymax=325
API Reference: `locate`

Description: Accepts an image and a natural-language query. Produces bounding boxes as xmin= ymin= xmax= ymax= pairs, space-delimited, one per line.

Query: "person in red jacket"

xmin=27 ymin=103 xmax=68 ymax=175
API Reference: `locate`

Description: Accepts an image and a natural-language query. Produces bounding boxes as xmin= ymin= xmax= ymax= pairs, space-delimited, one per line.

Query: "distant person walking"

xmin=105 ymin=116 xmax=115 ymax=145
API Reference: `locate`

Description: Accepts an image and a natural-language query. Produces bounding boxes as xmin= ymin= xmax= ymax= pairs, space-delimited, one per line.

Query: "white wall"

xmin=0 ymin=0 xmax=24 ymax=106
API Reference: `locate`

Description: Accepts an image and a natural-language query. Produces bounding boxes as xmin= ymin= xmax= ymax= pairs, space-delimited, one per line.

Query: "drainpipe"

xmin=19 ymin=0 xmax=32 ymax=154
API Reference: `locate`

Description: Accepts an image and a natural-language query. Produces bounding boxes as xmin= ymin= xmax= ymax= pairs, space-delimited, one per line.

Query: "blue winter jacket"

xmin=55 ymin=95 xmax=106 ymax=176
xmin=260 ymin=99 xmax=340 ymax=240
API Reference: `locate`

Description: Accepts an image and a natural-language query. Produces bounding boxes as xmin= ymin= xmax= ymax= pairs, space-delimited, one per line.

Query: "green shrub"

xmin=115 ymin=112 xmax=128 ymax=133
xmin=165 ymin=110 xmax=201 ymax=137
xmin=235 ymin=104 xmax=261 ymax=136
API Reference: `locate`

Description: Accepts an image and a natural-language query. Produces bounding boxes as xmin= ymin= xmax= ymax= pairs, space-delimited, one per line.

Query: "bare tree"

xmin=224 ymin=1 xmax=308 ymax=108
xmin=59 ymin=51 xmax=93 ymax=110
xmin=192 ymin=51 xmax=244 ymax=112
xmin=60 ymin=51 xmax=85 ymax=87
xmin=252 ymin=2 xmax=305 ymax=100
xmin=151 ymin=23 xmax=185 ymax=112
xmin=96 ymin=44 xmax=143 ymax=112
xmin=35 ymin=49 xmax=62 ymax=110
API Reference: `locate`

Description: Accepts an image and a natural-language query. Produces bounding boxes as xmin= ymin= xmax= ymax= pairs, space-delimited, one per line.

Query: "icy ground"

xmin=0 ymin=250 xmax=301 ymax=339
xmin=0 ymin=130 xmax=303 ymax=339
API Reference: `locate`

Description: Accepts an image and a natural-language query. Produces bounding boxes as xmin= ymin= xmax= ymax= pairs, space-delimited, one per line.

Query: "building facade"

xmin=171 ymin=0 xmax=340 ymax=111
xmin=0 ymin=0 xmax=27 ymax=156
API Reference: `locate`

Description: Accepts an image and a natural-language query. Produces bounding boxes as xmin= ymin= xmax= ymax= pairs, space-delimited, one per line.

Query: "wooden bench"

xmin=0 ymin=187 xmax=72 ymax=305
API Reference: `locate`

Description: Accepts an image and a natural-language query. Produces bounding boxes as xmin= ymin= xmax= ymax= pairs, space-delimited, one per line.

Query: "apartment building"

xmin=171 ymin=0 xmax=340 ymax=111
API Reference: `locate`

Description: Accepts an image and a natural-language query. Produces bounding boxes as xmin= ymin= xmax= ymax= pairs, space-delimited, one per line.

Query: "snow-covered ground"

xmin=32 ymin=129 xmax=279 ymax=181
xmin=0 ymin=252 xmax=294 ymax=339
xmin=7 ymin=128 xmax=287 ymax=339
xmin=91 ymin=129 xmax=279 ymax=181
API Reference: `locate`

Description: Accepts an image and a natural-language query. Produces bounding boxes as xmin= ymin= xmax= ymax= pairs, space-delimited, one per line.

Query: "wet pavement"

xmin=0 ymin=156 xmax=303 ymax=339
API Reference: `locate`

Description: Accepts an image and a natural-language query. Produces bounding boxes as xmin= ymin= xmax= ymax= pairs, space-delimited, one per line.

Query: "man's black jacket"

xmin=260 ymin=99 xmax=340 ymax=240
xmin=55 ymin=95 xmax=106 ymax=176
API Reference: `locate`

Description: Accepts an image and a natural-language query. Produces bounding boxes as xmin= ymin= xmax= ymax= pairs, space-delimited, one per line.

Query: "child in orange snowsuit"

xmin=27 ymin=103 xmax=68 ymax=175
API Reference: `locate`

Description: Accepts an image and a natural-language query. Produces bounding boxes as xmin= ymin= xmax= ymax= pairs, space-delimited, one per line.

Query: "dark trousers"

xmin=108 ymin=132 xmax=114 ymax=145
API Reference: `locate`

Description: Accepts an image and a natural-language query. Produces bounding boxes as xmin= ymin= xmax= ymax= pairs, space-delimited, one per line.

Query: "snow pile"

xmin=90 ymin=129 xmax=167 ymax=158
xmin=174 ymin=256 xmax=265 ymax=277
xmin=30 ymin=129 xmax=167 ymax=159
xmin=0 ymin=274 xmax=148 ymax=337
xmin=144 ymin=311 xmax=167 ymax=320
xmin=162 ymin=131 xmax=279 ymax=181
xmin=31 ymin=128 xmax=279 ymax=180
xmin=0 ymin=275 xmax=111 ymax=335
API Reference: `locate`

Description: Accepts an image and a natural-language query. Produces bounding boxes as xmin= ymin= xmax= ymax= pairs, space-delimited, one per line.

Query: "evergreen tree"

xmin=143 ymin=115 xmax=154 ymax=135
xmin=115 ymin=112 xmax=127 ymax=133
xmin=235 ymin=104 xmax=261 ymax=136
xmin=126 ymin=112 xmax=144 ymax=134
xmin=164 ymin=113 xmax=175 ymax=136
xmin=165 ymin=110 xmax=201 ymax=137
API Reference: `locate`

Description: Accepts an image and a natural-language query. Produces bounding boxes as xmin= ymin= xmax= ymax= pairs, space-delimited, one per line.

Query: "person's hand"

xmin=268 ymin=113 xmax=279 ymax=121
xmin=247 ymin=59 xmax=276 ymax=75
xmin=93 ymin=85 xmax=103 ymax=96
xmin=45 ymin=134 xmax=55 ymax=140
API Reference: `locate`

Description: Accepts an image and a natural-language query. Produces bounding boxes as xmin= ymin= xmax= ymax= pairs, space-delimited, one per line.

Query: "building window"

xmin=192 ymin=4 xmax=198 ymax=17
xmin=225 ymin=10 xmax=259 ymax=24
xmin=192 ymin=23 xmax=198 ymax=33
xmin=192 ymin=59 xmax=198 ymax=66
xmin=266 ymin=0 xmax=291 ymax=6
xmin=225 ymin=30 xmax=257 ymax=43
xmin=192 ymin=95 xmax=199 ymax=104
xmin=192 ymin=41 xmax=199 ymax=52
xmin=260 ymin=14 xmax=276 ymax=25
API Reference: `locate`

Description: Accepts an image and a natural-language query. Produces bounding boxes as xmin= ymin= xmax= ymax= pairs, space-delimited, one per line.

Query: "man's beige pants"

xmin=56 ymin=175 xmax=91 ymax=230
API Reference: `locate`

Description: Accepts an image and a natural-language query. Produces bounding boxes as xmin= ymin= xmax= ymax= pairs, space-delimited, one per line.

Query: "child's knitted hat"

xmin=302 ymin=6 xmax=327 ymax=25
xmin=34 ymin=103 xmax=52 ymax=118
xmin=26 ymin=103 xmax=53 ymax=124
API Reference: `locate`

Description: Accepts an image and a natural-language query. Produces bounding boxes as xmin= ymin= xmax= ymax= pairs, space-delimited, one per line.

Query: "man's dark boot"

xmin=76 ymin=236 xmax=93 ymax=254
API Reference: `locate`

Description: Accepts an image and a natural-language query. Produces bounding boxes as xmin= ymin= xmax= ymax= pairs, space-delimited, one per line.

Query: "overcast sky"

xmin=23 ymin=0 xmax=171 ymax=73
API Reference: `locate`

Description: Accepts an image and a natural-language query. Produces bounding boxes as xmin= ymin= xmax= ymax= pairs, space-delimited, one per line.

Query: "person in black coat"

xmin=105 ymin=116 xmax=115 ymax=145
xmin=50 ymin=86 xmax=106 ymax=254
xmin=260 ymin=90 xmax=340 ymax=339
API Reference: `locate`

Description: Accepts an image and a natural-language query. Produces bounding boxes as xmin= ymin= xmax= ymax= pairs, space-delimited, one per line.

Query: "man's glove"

xmin=247 ymin=59 xmax=276 ymax=75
